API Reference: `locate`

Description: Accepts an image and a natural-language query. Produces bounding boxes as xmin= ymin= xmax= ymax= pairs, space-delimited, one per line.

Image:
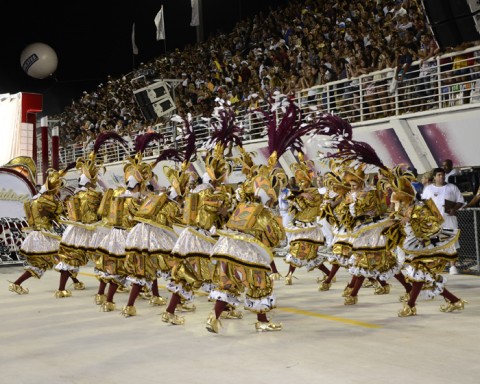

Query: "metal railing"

xmin=39 ymin=45 xmax=480 ymax=170
xmin=458 ymin=208 xmax=480 ymax=274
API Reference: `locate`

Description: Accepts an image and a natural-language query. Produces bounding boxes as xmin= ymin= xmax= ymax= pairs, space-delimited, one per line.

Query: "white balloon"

xmin=20 ymin=42 xmax=58 ymax=79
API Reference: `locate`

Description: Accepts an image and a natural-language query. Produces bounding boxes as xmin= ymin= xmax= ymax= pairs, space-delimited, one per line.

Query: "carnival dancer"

xmin=319 ymin=139 xmax=412 ymax=304
xmin=95 ymin=136 xmax=152 ymax=312
xmin=161 ymin=145 xmax=231 ymax=325
xmin=205 ymin=94 xmax=324 ymax=333
xmin=233 ymin=145 xmax=284 ymax=281
xmin=54 ymin=132 xmax=118 ymax=297
xmin=385 ymin=168 xmax=467 ymax=316
xmin=317 ymin=164 xmax=352 ymax=291
xmin=8 ymin=165 xmax=73 ymax=294
xmin=283 ymin=152 xmax=331 ymax=286
xmin=161 ymin=104 xmax=236 ymax=325
xmin=121 ymin=132 xmax=186 ymax=317
xmin=206 ymin=159 xmax=287 ymax=333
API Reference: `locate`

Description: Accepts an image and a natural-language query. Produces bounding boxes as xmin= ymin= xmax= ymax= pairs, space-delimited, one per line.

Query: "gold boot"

xmin=398 ymin=303 xmax=417 ymax=317
xmin=363 ymin=279 xmax=379 ymax=288
xmin=255 ymin=321 xmax=282 ymax=332
xmin=440 ymin=298 xmax=468 ymax=313
xmin=177 ymin=302 xmax=196 ymax=312
xmin=344 ymin=295 xmax=358 ymax=305
xmin=269 ymin=272 xmax=282 ymax=281
xmin=206 ymin=312 xmax=222 ymax=333
xmin=8 ymin=282 xmax=29 ymax=295
xmin=149 ymin=295 xmax=167 ymax=306
xmin=399 ymin=292 xmax=410 ymax=303
xmin=95 ymin=294 xmax=107 ymax=305
xmin=220 ymin=309 xmax=243 ymax=319
xmin=285 ymin=272 xmax=293 ymax=286
xmin=73 ymin=282 xmax=85 ymax=290
xmin=101 ymin=301 xmax=116 ymax=312
xmin=342 ymin=285 xmax=353 ymax=297
xmin=161 ymin=311 xmax=185 ymax=325
xmin=374 ymin=284 xmax=391 ymax=295
xmin=54 ymin=290 xmax=72 ymax=298
xmin=318 ymin=281 xmax=332 ymax=291
xmin=316 ymin=274 xmax=327 ymax=283
xmin=121 ymin=305 xmax=137 ymax=317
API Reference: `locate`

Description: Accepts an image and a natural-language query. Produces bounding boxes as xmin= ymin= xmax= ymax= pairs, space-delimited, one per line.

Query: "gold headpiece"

xmin=124 ymin=152 xmax=153 ymax=190
xmin=163 ymin=160 xmax=195 ymax=197
xmin=252 ymin=174 xmax=278 ymax=204
xmin=383 ymin=166 xmax=416 ymax=201
xmin=204 ymin=142 xmax=232 ymax=183
xmin=76 ymin=152 xmax=105 ymax=187
xmin=290 ymin=152 xmax=315 ymax=187
xmin=43 ymin=168 xmax=67 ymax=192
xmin=235 ymin=146 xmax=257 ymax=177
xmin=343 ymin=162 xmax=366 ymax=184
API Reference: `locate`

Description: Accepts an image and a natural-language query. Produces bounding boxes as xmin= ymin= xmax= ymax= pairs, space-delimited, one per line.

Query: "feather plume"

xmin=174 ymin=113 xmax=197 ymax=164
xmin=93 ymin=131 xmax=128 ymax=154
xmin=313 ymin=113 xmax=353 ymax=150
xmin=153 ymin=148 xmax=184 ymax=166
xmin=204 ymin=99 xmax=243 ymax=150
xmin=63 ymin=161 xmax=77 ymax=173
xmin=254 ymin=95 xmax=320 ymax=159
xmin=135 ymin=132 xmax=165 ymax=153
xmin=326 ymin=139 xmax=387 ymax=171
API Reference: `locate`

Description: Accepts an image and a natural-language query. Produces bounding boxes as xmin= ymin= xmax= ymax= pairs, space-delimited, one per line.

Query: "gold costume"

xmin=124 ymin=193 xmax=181 ymax=283
xmin=170 ymin=184 xmax=230 ymax=298
xmin=96 ymin=189 xmax=141 ymax=280
xmin=210 ymin=201 xmax=285 ymax=312
xmin=19 ymin=169 xmax=65 ymax=278
xmin=57 ymin=188 xmax=103 ymax=268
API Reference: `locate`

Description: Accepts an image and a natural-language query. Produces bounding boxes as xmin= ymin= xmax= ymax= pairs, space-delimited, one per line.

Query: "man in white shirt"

xmin=421 ymin=167 xmax=465 ymax=274
xmin=443 ymin=159 xmax=460 ymax=183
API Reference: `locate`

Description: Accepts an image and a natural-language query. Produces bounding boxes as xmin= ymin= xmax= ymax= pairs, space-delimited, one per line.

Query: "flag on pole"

xmin=190 ymin=0 xmax=200 ymax=27
xmin=154 ymin=6 xmax=165 ymax=41
xmin=131 ymin=23 xmax=139 ymax=55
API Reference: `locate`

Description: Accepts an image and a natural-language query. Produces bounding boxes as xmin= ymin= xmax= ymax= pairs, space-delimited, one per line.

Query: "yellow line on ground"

xmin=278 ymin=307 xmax=383 ymax=329
xmin=80 ymin=272 xmax=97 ymax=278
xmin=78 ymin=271 xmax=380 ymax=327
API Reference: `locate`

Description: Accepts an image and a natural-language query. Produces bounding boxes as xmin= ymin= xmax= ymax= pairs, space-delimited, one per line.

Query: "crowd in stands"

xmin=51 ymin=0 xmax=478 ymax=150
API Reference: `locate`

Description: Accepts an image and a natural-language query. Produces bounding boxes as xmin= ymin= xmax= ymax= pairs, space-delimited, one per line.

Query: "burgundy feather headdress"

xmin=253 ymin=94 xmax=325 ymax=169
xmin=204 ymin=99 xmax=243 ymax=151
xmin=76 ymin=131 xmax=128 ymax=187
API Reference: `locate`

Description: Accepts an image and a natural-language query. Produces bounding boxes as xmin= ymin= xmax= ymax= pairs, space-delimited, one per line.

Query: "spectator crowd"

xmin=50 ymin=0 xmax=477 ymax=151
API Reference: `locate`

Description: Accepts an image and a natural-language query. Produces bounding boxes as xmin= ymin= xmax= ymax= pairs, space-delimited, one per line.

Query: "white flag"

xmin=131 ymin=23 xmax=139 ymax=55
xmin=154 ymin=6 xmax=165 ymax=41
xmin=190 ymin=0 xmax=200 ymax=27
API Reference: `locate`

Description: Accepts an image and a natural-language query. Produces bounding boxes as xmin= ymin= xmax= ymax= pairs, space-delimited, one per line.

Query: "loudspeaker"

xmin=448 ymin=0 xmax=480 ymax=18
xmin=422 ymin=0 xmax=452 ymax=24
xmin=138 ymin=95 xmax=176 ymax=122
xmin=432 ymin=12 xmax=480 ymax=48
xmin=133 ymin=81 xmax=176 ymax=121
xmin=134 ymin=81 xmax=170 ymax=106
xmin=431 ymin=21 xmax=463 ymax=48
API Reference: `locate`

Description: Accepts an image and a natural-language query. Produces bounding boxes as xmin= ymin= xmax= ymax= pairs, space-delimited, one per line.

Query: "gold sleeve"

xmin=292 ymin=187 xmax=323 ymax=223
xmin=250 ymin=208 xmax=286 ymax=249
xmin=78 ymin=189 xmax=102 ymax=224
xmin=410 ymin=204 xmax=443 ymax=240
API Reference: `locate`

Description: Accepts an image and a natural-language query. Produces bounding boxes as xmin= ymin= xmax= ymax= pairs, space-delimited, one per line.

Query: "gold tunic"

xmin=211 ymin=202 xmax=285 ymax=310
xmin=20 ymin=193 xmax=63 ymax=275
xmin=125 ymin=194 xmax=181 ymax=280
xmin=58 ymin=188 xmax=103 ymax=268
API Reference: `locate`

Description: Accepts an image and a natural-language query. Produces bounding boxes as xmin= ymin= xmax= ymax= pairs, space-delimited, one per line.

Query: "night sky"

xmin=0 ymin=0 xmax=284 ymax=117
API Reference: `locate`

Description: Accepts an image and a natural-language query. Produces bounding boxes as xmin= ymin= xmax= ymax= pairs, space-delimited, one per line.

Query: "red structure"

xmin=20 ymin=92 xmax=43 ymax=167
